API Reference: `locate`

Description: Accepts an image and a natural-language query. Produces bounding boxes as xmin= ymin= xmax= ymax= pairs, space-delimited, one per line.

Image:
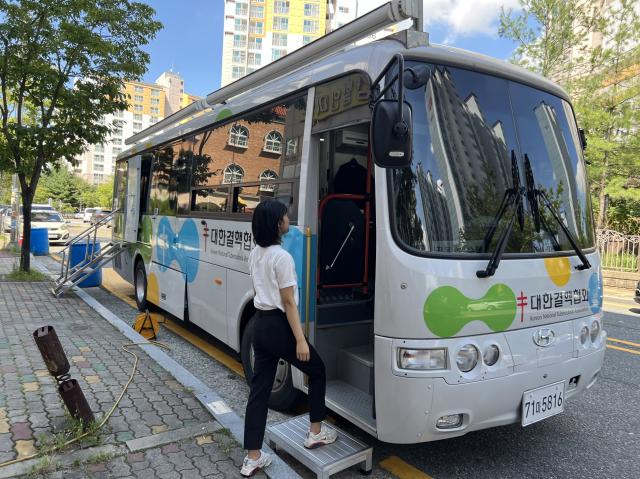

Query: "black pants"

xmin=243 ymin=309 xmax=326 ymax=450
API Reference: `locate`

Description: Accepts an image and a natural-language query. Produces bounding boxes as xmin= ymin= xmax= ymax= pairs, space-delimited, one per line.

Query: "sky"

xmin=139 ymin=0 xmax=523 ymax=98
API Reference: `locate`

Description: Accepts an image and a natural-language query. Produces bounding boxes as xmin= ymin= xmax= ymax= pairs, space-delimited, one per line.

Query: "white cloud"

xmin=422 ymin=0 xmax=522 ymax=42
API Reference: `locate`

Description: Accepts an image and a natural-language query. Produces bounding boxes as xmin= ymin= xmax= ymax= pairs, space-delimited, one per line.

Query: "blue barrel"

xmin=30 ymin=227 xmax=49 ymax=256
xmin=69 ymin=242 xmax=102 ymax=287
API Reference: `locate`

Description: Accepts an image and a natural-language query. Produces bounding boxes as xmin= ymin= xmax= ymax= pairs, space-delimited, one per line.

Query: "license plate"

xmin=521 ymin=381 xmax=565 ymax=426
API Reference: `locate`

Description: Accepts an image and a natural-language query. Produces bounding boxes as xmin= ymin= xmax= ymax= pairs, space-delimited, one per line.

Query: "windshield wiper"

xmin=524 ymin=154 xmax=590 ymax=270
xmin=524 ymin=154 xmax=561 ymax=251
xmin=477 ymin=151 xmax=524 ymax=278
xmin=476 ymin=188 xmax=524 ymax=278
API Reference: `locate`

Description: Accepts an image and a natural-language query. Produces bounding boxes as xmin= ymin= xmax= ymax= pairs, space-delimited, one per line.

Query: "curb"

xmin=32 ymin=256 xmax=301 ymax=479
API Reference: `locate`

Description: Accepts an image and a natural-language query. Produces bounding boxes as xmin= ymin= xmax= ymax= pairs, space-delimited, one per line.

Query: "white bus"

xmin=112 ymin=3 xmax=605 ymax=444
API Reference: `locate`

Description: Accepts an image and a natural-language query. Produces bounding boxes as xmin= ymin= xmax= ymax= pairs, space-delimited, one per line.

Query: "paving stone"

xmin=0 ymin=433 xmax=14 ymax=452
xmin=127 ymin=452 xmax=146 ymax=463
xmin=10 ymin=422 xmax=32 ymax=441
xmin=196 ymin=435 xmax=214 ymax=446
xmin=87 ymin=462 xmax=108 ymax=472
xmin=116 ymin=431 xmax=135 ymax=442
xmin=156 ymin=469 xmax=181 ymax=479
xmin=161 ymin=414 xmax=183 ymax=429
xmin=15 ymin=439 xmax=36 ymax=459
xmin=107 ymin=455 xmax=132 ymax=477
xmin=162 ymin=442 xmax=181 ymax=454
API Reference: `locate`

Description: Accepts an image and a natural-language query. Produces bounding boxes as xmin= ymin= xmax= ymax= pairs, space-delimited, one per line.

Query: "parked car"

xmin=74 ymin=210 xmax=85 ymax=220
xmin=90 ymin=209 xmax=112 ymax=227
xmin=83 ymin=207 xmax=98 ymax=222
xmin=30 ymin=210 xmax=70 ymax=244
xmin=2 ymin=206 xmax=64 ymax=233
xmin=635 ymin=280 xmax=640 ymax=304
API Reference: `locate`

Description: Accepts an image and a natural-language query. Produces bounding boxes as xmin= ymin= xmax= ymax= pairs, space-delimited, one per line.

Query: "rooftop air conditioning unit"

xmin=337 ymin=130 xmax=369 ymax=148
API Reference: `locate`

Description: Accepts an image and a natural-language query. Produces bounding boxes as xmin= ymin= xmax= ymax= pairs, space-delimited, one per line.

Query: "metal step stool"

xmin=266 ymin=415 xmax=372 ymax=479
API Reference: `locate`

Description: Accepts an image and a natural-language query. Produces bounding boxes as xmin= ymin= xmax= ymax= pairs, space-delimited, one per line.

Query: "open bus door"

xmin=124 ymin=155 xmax=141 ymax=243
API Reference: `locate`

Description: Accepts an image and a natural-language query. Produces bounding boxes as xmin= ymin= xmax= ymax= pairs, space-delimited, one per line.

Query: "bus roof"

xmin=117 ymin=37 xmax=570 ymax=161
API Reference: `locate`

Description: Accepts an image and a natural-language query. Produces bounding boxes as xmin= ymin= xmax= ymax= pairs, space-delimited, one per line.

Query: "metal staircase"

xmin=52 ymin=210 xmax=126 ymax=297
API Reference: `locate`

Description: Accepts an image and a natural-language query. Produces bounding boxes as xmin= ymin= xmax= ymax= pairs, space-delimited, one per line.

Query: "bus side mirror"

xmin=371 ymin=99 xmax=412 ymax=168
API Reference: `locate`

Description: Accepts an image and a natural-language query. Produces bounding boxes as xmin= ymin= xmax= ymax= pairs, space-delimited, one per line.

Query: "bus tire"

xmin=241 ymin=316 xmax=299 ymax=412
xmin=134 ymin=260 xmax=148 ymax=312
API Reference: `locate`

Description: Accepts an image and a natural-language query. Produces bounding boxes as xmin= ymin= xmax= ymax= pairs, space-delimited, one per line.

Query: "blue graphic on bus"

xmin=156 ymin=217 xmax=200 ymax=282
xmin=588 ymin=271 xmax=603 ymax=314
xmin=281 ymin=227 xmax=304 ymax=289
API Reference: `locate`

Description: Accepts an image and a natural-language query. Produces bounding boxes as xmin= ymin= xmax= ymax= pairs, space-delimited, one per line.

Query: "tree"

xmin=0 ymin=0 xmax=161 ymax=271
xmin=498 ymin=0 xmax=603 ymax=86
xmin=572 ymin=0 xmax=640 ymax=230
xmin=499 ymin=0 xmax=640 ymax=233
xmin=34 ymin=166 xmax=88 ymax=208
xmin=94 ymin=177 xmax=113 ymax=208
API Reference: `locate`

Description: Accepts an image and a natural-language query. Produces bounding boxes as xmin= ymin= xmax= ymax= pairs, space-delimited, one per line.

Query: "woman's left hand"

xmin=296 ymin=338 xmax=310 ymax=362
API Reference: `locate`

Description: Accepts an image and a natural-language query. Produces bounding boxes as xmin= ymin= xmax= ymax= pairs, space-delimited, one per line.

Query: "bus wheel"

xmin=134 ymin=261 xmax=148 ymax=312
xmin=241 ymin=316 xmax=299 ymax=411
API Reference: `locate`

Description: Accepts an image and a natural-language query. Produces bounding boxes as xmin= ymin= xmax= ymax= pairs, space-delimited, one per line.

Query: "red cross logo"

xmin=517 ymin=291 xmax=528 ymax=322
xmin=201 ymin=221 xmax=209 ymax=252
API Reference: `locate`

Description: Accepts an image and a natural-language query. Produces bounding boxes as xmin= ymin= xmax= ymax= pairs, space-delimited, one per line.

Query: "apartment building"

xmin=221 ymin=0 xmax=402 ymax=87
xmin=221 ymin=0 xmax=330 ymax=86
xmin=73 ymin=72 xmax=200 ymax=185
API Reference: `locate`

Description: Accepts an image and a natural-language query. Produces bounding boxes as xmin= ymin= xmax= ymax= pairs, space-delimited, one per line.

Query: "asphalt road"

xmin=49 ymin=225 xmax=640 ymax=478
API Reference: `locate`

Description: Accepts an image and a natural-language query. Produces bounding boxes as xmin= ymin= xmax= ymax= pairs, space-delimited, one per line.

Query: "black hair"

xmin=252 ymin=199 xmax=288 ymax=247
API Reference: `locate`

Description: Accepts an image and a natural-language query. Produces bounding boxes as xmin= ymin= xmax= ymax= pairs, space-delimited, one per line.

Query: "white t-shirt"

xmin=249 ymin=245 xmax=299 ymax=312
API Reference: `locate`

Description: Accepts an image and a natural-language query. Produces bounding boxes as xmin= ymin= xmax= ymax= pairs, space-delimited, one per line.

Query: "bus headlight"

xmin=482 ymin=344 xmax=500 ymax=366
xmin=579 ymin=326 xmax=589 ymax=345
xmin=590 ymin=320 xmax=600 ymax=342
xmin=456 ymin=344 xmax=479 ymax=372
xmin=397 ymin=348 xmax=447 ymax=370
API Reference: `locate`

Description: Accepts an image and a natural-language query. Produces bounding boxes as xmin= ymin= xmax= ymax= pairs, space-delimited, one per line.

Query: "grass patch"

xmin=6 ymin=268 xmax=48 ymax=282
xmin=27 ymin=455 xmax=60 ymax=478
xmin=36 ymin=415 xmax=102 ymax=457
xmin=213 ymin=428 xmax=239 ymax=455
xmin=85 ymin=450 xmax=115 ymax=464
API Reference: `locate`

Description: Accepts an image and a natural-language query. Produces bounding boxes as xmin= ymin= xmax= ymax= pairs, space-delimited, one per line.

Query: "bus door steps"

xmin=51 ymin=210 xmax=125 ymax=297
xmin=266 ymin=415 xmax=372 ymax=479
xmin=52 ymin=240 xmax=125 ymax=297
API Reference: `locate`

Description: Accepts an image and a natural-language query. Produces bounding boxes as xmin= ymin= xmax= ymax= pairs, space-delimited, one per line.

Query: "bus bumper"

xmin=373 ymin=332 xmax=606 ymax=444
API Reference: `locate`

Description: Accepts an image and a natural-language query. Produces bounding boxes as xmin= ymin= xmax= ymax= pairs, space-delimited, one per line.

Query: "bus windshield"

xmin=389 ymin=62 xmax=594 ymax=256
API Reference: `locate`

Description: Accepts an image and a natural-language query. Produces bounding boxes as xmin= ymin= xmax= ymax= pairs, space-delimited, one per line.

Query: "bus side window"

xmin=139 ymin=153 xmax=153 ymax=215
xmin=191 ymin=186 xmax=229 ymax=213
xmin=174 ymin=140 xmax=193 ymax=215
xmin=149 ymin=145 xmax=176 ymax=216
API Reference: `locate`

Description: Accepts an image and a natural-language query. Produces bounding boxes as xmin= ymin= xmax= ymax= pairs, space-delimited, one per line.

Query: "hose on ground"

xmin=0 ymin=341 xmax=170 ymax=469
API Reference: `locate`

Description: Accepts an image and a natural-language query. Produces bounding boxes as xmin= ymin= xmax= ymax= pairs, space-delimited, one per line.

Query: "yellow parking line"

xmin=606 ymin=344 xmax=640 ymax=356
xmin=97 ymin=267 xmax=246 ymax=377
xmin=607 ymin=337 xmax=640 ymax=348
xmin=379 ymin=456 xmax=433 ymax=479
xmin=160 ymin=319 xmax=245 ymax=377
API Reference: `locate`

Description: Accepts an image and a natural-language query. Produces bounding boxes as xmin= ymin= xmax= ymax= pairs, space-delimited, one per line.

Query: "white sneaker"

xmin=240 ymin=451 xmax=272 ymax=477
xmin=304 ymin=423 xmax=338 ymax=449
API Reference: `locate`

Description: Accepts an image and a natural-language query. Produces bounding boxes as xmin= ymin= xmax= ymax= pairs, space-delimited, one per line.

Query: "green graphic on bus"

xmin=139 ymin=215 xmax=153 ymax=263
xmin=424 ymin=284 xmax=517 ymax=337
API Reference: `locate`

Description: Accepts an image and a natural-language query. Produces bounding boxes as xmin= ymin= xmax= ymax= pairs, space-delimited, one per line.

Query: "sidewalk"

xmin=0 ymin=257 xmax=252 ymax=478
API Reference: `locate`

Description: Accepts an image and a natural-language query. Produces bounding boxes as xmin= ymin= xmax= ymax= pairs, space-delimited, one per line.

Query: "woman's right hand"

xmin=296 ymin=338 xmax=310 ymax=362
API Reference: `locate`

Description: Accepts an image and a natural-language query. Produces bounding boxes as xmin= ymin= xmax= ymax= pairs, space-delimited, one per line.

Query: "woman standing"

xmin=241 ymin=200 xmax=337 ymax=477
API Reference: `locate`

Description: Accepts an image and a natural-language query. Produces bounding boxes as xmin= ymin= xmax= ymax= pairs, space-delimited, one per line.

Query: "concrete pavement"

xmin=0 ymin=255 xmax=257 ymax=479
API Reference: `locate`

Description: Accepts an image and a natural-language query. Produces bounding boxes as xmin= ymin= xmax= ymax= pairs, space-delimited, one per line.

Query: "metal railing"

xmin=596 ymin=229 xmax=640 ymax=272
xmin=52 ymin=209 xmax=124 ymax=296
